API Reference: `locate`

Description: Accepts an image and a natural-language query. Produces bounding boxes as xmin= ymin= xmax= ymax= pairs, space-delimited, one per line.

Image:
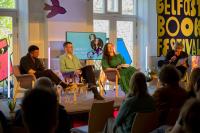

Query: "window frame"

xmin=0 ymin=0 xmax=18 ymax=10
xmin=92 ymin=0 xmax=137 ymax=64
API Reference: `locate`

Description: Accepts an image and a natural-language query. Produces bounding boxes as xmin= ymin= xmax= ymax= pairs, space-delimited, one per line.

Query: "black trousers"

xmin=81 ymin=65 xmax=96 ymax=86
xmin=35 ymin=69 xmax=62 ymax=85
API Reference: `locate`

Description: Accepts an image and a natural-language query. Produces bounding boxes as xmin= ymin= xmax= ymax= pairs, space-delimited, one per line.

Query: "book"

xmin=176 ymin=58 xmax=188 ymax=67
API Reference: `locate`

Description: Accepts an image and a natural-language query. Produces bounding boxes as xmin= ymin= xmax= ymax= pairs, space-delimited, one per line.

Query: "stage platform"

xmin=62 ymin=89 xmax=125 ymax=114
xmin=0 ymin=89 xmax=125 ymax=120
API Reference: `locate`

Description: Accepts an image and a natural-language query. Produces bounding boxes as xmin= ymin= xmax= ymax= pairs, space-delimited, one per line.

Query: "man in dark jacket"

xmin=20 ymin=45 xmax=68 ymax=89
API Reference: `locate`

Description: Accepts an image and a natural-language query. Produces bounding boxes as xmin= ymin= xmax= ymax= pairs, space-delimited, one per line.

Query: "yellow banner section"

xmin=157 ymin=0 xmax=200 ymax=56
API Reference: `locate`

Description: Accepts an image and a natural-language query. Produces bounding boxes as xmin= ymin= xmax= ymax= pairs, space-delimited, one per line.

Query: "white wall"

xmin=18 ymin=0 xmax=29 ymax=60
xmin=148 ymin=0 xmax=157 ymax=57
xmin=136 ymin=0 xmax=157 ymax=71
xmin=29 ymin=0 xmax=46 ymax=58
xmin=137 ymin=0 xmax=149 ymax=71
xmin=46 ymin=0 xmax=92 ymax=41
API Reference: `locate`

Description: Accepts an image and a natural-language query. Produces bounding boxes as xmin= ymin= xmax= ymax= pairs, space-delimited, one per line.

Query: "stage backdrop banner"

xmin=157 ymin=0 xmax=200 ymax=56
xmin=66 ymin=32 xmax=106 ymax=60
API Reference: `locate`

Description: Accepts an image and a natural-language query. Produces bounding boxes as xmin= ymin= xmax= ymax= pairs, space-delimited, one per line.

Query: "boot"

xmin=59 ymin=81 xmax=68 ymax=90
xmin=90 ymin=86 xmax=104 ymax=100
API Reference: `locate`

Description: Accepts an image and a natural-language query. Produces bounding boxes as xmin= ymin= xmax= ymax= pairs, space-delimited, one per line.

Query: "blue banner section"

xmin=117 ymin=38 xmax=132 ymax=64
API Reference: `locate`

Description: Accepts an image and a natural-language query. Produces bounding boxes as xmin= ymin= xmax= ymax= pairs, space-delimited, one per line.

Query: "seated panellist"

xmin=20 ymin=45 xmax=68 ymax=89
xmin=158 ymin=42 xmax=189 ymax=78
xmin=59 ymin=41 xmax=104 ymax=100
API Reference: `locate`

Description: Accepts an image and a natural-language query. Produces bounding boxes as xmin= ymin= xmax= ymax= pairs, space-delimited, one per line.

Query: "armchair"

xmin=98 ymin=69 xmax=120 ymax=97
xmin=13 ymin=65 xmax=36 ymax=90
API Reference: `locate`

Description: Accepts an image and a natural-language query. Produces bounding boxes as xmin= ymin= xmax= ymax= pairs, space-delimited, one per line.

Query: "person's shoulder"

xmin=73 ymin=55 xmax=80 ymax=60
xmin=181 ymin=51 xmax=188 ymax=56
xmin=20 ymin=54 xmax=28 ymax=61
xmin=124 ymin=96 xmax=137 ymax=105
xmin=116 ymin=53 xmax=123 ymax=58
xmin=59 ymin=54 xmax=67 ymax=60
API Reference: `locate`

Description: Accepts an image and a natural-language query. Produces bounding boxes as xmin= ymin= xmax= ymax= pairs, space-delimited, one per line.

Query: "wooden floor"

xmin=61 ymin=89 xmax=125 ymax=114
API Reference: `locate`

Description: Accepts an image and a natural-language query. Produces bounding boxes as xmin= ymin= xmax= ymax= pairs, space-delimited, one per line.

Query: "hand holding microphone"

xmin=169 ymin=56 xmax=177 ymax=63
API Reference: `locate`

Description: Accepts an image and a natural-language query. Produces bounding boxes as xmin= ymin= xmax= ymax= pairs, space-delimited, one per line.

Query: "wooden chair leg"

xmin=115 ymin=75 xmax=118 ymax=97
xmin=73 ymin=91 xmax=77 ymax=104
xmin=99 ymin=80 xmax=104 ymax=96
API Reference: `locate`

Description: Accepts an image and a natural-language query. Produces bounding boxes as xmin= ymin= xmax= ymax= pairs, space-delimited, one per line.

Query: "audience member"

xmin=102 ymin=43 xmax=137 ymax=93
xmin=151 ymin=99 xmax=200 ymax=133
xmin=153 ymin=65 xmax=187 ymax=125
xmin=22 ymin=88 xmax=58 ymax=133
xmin=103 ymin=72 xmax=155 ymax=133
xmin=187 ymin=67 xmax=200 ymax=98
xmin=169 ymin=76 xmax=200 ymax=133
xmin=14 ymin=77 xmax=72 ymax=133
xmin=0 ymin=111 xmax=8 ymax=133
xmin=59 ymin=41 xmax=104 ymax=100
xmin=20 ymin=45 xmax=68 ymax=89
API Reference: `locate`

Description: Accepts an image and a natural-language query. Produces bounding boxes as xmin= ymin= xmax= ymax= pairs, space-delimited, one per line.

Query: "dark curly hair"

xmin=159 ymin=64 xmax=181 ymax=85
xmin=181 ymin=98 xmax=200 ymax=133
xmin=28 ymin=45 xmax=39 ymax=53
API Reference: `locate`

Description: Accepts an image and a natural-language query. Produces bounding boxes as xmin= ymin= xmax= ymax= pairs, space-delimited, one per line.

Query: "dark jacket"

xmin=153 ymin=85 xmax=188 ymax=125
xmin=165 ymin=50 xmax=189 ymax=67
xmin=20 ymin=53 xmax=45 ymax=74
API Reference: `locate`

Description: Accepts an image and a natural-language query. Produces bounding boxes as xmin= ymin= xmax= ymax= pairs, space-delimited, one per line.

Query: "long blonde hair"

xmin=128 ymin=72 xmax=148 ymax=97
xmin=188 ymin=67 xmax=200 ymax=92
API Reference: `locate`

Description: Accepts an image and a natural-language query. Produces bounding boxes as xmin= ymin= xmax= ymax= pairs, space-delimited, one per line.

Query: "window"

xmin=93 ymin=0 xmax=105 ymax=13
xmin=107 ymin=0 xmax=118 ymax=13
xmin=122 ymin=0 xmax=136 ymax=15
xmin=93 ymin=19 xmax=109 ymax=38
xmin=0 ymin=0 xmax=16 ymax=9
xmin=93 ymin=0 xmax=137 ymax=64
xmin=117 ymin=21 xmax=133 ymax=60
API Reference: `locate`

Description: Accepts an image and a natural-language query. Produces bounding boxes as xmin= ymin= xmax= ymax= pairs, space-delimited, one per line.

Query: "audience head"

xmin=188 ymin=67 xmax=200 ymax=93
xmin=159 ymin=65 xmax=181 ymax=86
xmin=28 ymin=45 xmax=39 ymax=58
xmin=194 ymin=77 xmax=200 ymax=99
xmin=180 ymin=98 xmax=200 ymax=133
xmin=63 ymin=41 xmax=73 ymax=54
xmin=128 ymin=72 xmax=148 ymax=97
xmin=22 ymin=88 xmax=58 ymax=133
xmin=34 ymin=77 xmax=59 ymax=102
xmin=103 ymin=43 xmax=115 ymax=58
xmin=34 ymin=77 xmax=54 ymax=90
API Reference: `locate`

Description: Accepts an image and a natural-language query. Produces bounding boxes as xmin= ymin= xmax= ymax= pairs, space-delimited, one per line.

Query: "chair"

xmin=98 ymin=69 xmax=120 ymax=97
xmin=13 ymin=65 xmax=36 ymax=89
xmin=13 ymin=65 xmax=36 ymax=98
xmin=131 ymin=111 xmax=160 ymax=133
xmin=62 ymin=72 xmax=88 ymax=103
xmin=71 ymin=100 xmax=114 ymax=133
